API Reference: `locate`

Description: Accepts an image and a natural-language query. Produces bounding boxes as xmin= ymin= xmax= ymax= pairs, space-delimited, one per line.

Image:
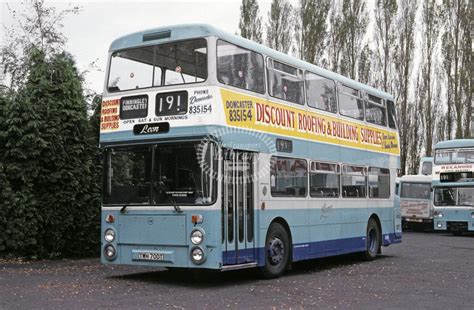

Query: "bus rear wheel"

xmin=261 ymin=222 xmax=290 ymax=279
xmin=362 ymin=218 xmax=380 ymax=261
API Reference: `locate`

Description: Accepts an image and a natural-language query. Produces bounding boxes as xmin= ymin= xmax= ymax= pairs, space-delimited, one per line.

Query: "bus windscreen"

xmin=103 ymin=142 xmax=217 ymax=206
xmin=434 ymin=148 xmax=474 ymax=164
xmin=400 ymin=182 xmax=431 ymax=200
xmin=108 ymin=39 xmax=207 ymax=92
xmin=434 ymin=187 xmax=474 ymax=207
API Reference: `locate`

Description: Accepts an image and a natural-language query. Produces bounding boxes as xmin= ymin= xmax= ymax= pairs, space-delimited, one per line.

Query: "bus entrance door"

xmin=223 ymin=150 xmax=255 ymax=265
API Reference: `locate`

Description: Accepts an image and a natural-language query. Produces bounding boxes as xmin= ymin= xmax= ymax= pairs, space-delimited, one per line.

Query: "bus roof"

xmin=400 ymin=174 xmax=432 ymax=183
xmin=109 ymin=23 xmax=394 ymax=101
xmin=434 ymin=139 xmax=474 ymax=150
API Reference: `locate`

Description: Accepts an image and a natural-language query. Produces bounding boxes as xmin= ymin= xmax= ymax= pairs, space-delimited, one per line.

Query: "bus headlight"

xmin=437 ymin=222 xmax=443 ymax=228
xmin=190 ymin=229 xmax=204 ymax=245
xmin=434 ymin=211 xmax=443 ymax=218
xmin=104 ymin=245 xmax=117 ymax=260
xmin=104 ymin=228 xmax=115 ymax=243
xmin=190 ymin=247 xmax=206 ymax=264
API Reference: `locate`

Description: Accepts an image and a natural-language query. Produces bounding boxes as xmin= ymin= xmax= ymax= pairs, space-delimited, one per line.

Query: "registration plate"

xmin=406 ymin=218 xmax=423 ymax=223
xmin=137 ymin=252 xmax=165 ymax=261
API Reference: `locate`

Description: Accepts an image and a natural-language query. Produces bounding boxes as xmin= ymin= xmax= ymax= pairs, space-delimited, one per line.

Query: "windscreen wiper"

xmin=157 ymin=180 xmax=182 ymax=213
xmin=120 ymin=198 xmax=134 ymax=214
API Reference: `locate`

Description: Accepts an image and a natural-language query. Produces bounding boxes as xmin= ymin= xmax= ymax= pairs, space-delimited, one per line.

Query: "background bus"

xmin=432 ymin=139 xmax=474 ymax=235
xmin=399 ymin=175 xmax=433 ymax=230
xmin=100 ymin=24 xmax=401 ymax=278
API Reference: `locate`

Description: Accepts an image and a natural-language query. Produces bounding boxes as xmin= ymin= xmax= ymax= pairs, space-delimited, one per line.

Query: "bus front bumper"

xmin=433 ymin=208 xmax=474 ymax=232
xmin=101 ymin=244 xmax=222 ymax=269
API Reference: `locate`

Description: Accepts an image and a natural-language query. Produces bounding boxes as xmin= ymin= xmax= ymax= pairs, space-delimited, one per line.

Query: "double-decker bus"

xmin=432 ymin=139 xmax=474 ymax=235
xmin=418 ymin=157 xmax=433 ymax=176
xmin=399 ymin=175 xmax=433 ymax=230
xmin=100 ymin=24 xmax=401 ymax=278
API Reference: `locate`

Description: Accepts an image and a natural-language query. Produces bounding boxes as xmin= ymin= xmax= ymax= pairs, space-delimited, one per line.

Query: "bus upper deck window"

xmin=108 ymin=46 xmax=155 ymax=92
xmin=386 ymin=100 xmax=397 ymax=129
xmin=267 ymin=59 xmax=304 ymax=105
xmin=217 ymin=40 xmax=265 ymax=94
xmin=338 ymin=86 xmax=364 ymax=120
xmin=107 ymin=39 xmax=207 ymax=92
xmin=365 ymin=95 xmax=387 ymax=127
xmin=305 ymin=72 xmax=337 ymax=113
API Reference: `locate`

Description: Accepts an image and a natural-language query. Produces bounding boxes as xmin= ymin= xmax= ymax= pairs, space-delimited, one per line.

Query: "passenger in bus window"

xmin=235 ymin=69 xmax=246 ymax=89
xmin=320 ymin=95 xmax=329 ymax=111
xmin=282 ymin=84 xmax=288 ymax=100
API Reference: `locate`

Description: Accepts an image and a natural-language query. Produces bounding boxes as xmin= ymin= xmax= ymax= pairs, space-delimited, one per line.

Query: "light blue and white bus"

xmin=100 ymin=24 xmax=402 ymax=277
xmin=433 ymin=139 xmax=474 ymax=235
xmin=399 ymin=174 xmax=433 ymax=230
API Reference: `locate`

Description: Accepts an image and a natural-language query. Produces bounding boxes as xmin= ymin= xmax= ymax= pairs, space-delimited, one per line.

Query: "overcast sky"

xmin=0 ymin=0 xmax=277 ymax=94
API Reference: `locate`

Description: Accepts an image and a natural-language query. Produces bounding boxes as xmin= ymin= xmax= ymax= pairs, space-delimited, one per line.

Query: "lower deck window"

xmin=270 ymin=156 xmax=307 ymax=197
xmin=310 ymin=162 xmax=340 ymax=198
xmin=310 ymin=174 xmax=339 ymax=197
xmin=342 ymin=165 xmax=367 ymax=198
xmin=368 ymin=167 xmax=390 ymax=198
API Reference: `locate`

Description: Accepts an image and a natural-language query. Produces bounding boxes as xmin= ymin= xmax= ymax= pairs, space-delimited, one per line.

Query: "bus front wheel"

xmin=261 ymin=222 xmax=290 ymax=279
xmin=362 ymin=218 xmax=381 ymax=261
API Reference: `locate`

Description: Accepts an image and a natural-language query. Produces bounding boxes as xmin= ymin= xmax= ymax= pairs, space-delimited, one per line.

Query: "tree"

xmin=420 ymin=0 xmax=442 ymax=156
xmin=441 ymin=30 xmax=455 ymax=139
xmin=392 ymin=0 xmax=417 ymax=174
xmin=0 ymin=89 xmax=8 ymax=158
xmin=0 ymin=48 xmax=100 ymax=257
xmin=339 ymin=0 xmax=369 ymax=80
xmin=266 ymin=0 xmax=294 ymax=53
xmin=432 ymin=67 xmax=445 ymax=147
xmin=326 ymin=0 xmax=369 ymax=79
xmin=0 ymin=0 xmax=79 ymax=90
xmin=29 ymin=51 xmax=99 ymax=256
xmin=357 ymin=43 xmax=373 ymax=85
xmin=238 ymin=0 xmax=263 ymax=43
xmin=373 ymin=0 xmax=398 ymax=92
xmin=0 ymin=0 xmax=100 ymax=257
xmin=440 ymin=0 xmax=470 ymax=139
xmin=0 ymin=93 xmax=13 ymax=252
xmin=457 ymin=0 xmax=471 ymax=138
xmin=0 ymin=52 xmax=46 ymax=255
xmin=325 ymin=1 xmax=345 ymax=72
xmin=407 ymin=71 xmax=428 ymax=174
xmin=294 ymin=0 xmax=330 ymax=65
